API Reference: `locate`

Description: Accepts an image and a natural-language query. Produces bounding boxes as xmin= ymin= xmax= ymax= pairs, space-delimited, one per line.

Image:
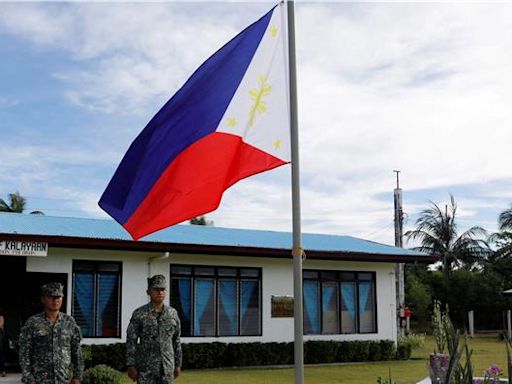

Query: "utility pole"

xmin=393 ymin=170 xmax=405 ymax=337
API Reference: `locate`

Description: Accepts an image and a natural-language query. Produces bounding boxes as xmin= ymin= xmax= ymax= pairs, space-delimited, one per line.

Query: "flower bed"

xmin=417 ymin=379 xmax=508 ymax=384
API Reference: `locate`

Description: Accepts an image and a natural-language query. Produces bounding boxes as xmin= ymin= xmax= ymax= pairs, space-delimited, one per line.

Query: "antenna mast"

xmin=393 ymin=170 xmax=405 ymax=337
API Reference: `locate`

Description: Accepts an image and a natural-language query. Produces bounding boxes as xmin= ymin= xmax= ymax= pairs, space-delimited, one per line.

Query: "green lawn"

xmin=121 ymin=335 xmax=508 ymax=384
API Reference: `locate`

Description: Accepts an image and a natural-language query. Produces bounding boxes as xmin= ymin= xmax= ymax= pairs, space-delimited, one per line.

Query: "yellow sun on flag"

xmin=248 ymin=75 xmax=272 ymax=127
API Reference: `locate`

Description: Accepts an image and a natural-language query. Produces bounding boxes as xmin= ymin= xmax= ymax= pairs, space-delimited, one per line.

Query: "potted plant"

xmin=429 ymin=301 xmax=450 ymax=383
xmin=428 ymin=301 xmax=473 ymax=384
xmin=474 ymin=364 xmax=506 ymax=384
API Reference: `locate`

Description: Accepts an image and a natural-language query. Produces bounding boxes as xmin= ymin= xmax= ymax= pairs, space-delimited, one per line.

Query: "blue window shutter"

xmin=73 ymin=273 xmax=95 ymax=337
xmin=322 ymin=282 xmax=339 ymax=334
xmin=240 ymin=280 xmax=260 ymax=335
xmin=171 ymin=278 xmax=192 ymax=336
xmin=341 ymin=282 xmax=357 ymax=334
xmin=358 ymin=282 xmax=375 ymax=332
xmin=218 ymin=279 xmax=238 ymax=336
xmin=194 ymin=279 xmax=215 ymax=336
xmin=303 ymin=280 xmax=320 ymax=334
xmin=96 ymin=274 xmax=119 ymax=337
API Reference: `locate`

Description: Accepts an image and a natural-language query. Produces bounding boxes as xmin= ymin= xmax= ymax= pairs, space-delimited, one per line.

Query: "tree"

xmin=405 ymin=271 xmax=432 ymax=327
xmin=499 ymin=204 xmax=512 ymax=231
xmin=189 ymin=215 xmax=213 ymax=226
xmin=405 ymin=195 xmax=490 ymax=295
xmin=0 ymin=191 xmax=26 ymax=213
xmin=488 ymin=204 xmax=512 ymax=260
xmin=490 ymin=231 xmax=512 ymax=259
xmin=0 ymin=191 xmax=44 ymax=215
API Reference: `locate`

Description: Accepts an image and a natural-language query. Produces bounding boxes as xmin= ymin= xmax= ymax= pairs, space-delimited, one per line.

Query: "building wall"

xmin=26 ymin=247 xmax=397 ymax=344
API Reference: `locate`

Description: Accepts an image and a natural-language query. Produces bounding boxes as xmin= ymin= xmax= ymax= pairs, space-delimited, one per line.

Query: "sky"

xmin=1 ymin=1 xmax=511 ymax=246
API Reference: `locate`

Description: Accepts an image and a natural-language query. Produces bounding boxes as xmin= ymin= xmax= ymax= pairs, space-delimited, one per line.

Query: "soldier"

xmin=19 ymin=282 xmax=83 ymax=384
xmin=126 ymin=274 xmax=182 ymax=383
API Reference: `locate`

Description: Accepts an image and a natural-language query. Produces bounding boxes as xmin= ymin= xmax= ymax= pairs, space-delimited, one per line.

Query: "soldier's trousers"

xmin=137 ymin=370 xmax=173 ymax=384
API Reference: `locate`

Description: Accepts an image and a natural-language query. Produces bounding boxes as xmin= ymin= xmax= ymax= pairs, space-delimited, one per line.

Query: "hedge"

xmin=82 ymin=365 xmax=122 ymax=384
xmin=81 ymin=343 xmax=126 ymax=371
xmin=81 ymin=339 xmax=404 ymax=370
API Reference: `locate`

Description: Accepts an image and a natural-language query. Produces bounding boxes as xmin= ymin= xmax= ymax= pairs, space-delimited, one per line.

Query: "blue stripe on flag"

xmin=99 ymin=7 xmax=276 ymax=224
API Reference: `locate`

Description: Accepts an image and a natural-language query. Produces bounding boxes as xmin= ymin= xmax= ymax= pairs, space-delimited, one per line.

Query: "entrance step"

xmin=0 ymin=373 xmax=21 ymax=383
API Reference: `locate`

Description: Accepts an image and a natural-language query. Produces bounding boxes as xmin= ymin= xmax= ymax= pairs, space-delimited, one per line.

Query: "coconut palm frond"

xmin=0 ymin=191 xmax=31 ymax=214
xmin=0 ymin=198 xmax=10 ymax=212
xmin=8 ymin=192 xmax=26 ymax=213
xmin=499 ymin=205 xmax=512 ymax=231
xmin=406 ymin=196 xmax=489 ymax=292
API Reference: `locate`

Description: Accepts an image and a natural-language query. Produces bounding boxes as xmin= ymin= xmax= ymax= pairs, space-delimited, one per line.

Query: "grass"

xmin=120 ymin=335 xmax=508 ymax=384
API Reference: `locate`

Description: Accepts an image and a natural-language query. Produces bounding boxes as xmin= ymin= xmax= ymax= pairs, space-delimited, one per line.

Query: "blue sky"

xmin=1 ymin=1 xmax=511 ymax=245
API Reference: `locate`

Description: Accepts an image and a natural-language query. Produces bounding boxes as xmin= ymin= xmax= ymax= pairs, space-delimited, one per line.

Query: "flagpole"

xmin=286 ymin=1 xmax=304 ymax=383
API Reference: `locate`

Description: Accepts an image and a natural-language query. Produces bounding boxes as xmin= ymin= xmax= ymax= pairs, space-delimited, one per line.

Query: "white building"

xmin=0 ymin=212 xmax=434 ymax=346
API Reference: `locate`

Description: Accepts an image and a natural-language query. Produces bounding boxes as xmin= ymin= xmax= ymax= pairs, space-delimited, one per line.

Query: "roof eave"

xmin=0 ymin=233 xmax=436 ymax=263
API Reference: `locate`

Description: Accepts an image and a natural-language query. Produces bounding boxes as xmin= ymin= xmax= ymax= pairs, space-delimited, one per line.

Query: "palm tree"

xmin=0 ymin=191 xmax=44 ymax=215
xmin=405 ymin=195 xmax=490 ymax=293
xmin=189 ymin=215 xmax=213 ymax=226
xmin=0 ymin=191 xmax=26 ymax=213
xmin=499 ymin=205 xmax=512 ymax=231
xmin=489 ymin=205 xmax=512 ymax=259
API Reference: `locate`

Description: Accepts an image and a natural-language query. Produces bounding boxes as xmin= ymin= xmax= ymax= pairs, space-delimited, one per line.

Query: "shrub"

xmin=229 ymin=342 xmax=264 ymax=366
xmin=396 ymin=342 xmax=412 ymax=360
xmin=84 ymin=339 xmax=404 ymax=370
xmin=379 ymin=340 xmax=396 ymax=361
xmin=350 ymin=341 xmax=370 ymax=361
xmin=81 ymin=345 xmax=93 ymax=369
xmin=181 ymin=342 xmax=227 ymax=369
xmin=399 ymin=332 xmax=426 ymax=350
xmin=82 ymin=364 xmax=122 ymax=384
xmin=336 ymin=341 xmax=356 ymax=362
xmin=91 ymin=343 xmax=126 ymax=371
xmin=369 ymin=342 xmax=382 ymax=361
xmin=304 ymin=341 xmax=338 ymax=364
xmin=259 ymin=342 xmax=293 ymax=366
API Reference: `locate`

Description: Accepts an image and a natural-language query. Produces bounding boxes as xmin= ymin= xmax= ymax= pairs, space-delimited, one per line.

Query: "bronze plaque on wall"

xmin=271 ymin=295 xmax=294 ymax=317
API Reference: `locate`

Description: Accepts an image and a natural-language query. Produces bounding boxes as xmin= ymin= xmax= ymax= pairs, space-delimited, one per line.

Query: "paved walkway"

xmin=0 ymin=373 xmax=21 ymax=383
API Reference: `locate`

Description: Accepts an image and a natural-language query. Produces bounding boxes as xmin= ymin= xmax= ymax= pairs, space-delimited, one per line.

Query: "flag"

xmin=99 ymin=4 xmax=290 ymax=240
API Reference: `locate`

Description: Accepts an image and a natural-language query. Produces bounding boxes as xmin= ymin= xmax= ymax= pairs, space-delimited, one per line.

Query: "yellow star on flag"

xmin=269 ymin=26 xmax=278 ymax=38
xmin=273 ymin=139 xmax=282 ymax=150
xmin=227 ymin=117 xmax=237 ymax=128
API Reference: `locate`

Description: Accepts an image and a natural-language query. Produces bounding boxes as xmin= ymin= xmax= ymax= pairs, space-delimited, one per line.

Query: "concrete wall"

xmin=26 ymin=247 xmax=397 ymax=344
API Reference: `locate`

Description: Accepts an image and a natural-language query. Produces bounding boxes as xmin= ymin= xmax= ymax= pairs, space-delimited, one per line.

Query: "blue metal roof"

xmin=0 ymin=212 xmax=427 ymax=258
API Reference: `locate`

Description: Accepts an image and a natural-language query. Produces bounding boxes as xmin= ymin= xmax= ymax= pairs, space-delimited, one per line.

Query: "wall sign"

xmin=0 ymin=240 xmax=48 ymax=257
xmin=271 ymin=295 xmax=294 ymax=318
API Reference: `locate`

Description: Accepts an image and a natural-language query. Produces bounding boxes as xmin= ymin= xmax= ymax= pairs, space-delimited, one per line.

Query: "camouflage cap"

xmin=148 ymin=274 xmax=167 ymax=289
xmin=41 ymin=282 xmax=64 ymax=297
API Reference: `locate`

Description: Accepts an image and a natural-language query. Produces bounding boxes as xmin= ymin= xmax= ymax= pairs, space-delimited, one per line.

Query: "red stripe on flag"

xmin=124 ymin=132 xmax=287 ymax=240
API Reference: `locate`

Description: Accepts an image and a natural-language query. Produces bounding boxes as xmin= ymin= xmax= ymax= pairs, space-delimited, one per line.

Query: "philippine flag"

xmin=99 ymin=4 xmax=290 ymax=240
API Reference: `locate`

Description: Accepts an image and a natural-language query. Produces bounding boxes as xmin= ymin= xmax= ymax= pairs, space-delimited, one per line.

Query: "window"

xmin=170 ymin=265 xmax=261 ymax=337
xmin=72 ymin=261 xmax=121 ymax=338
xmin=303 ymin=270 xmax=377 ymax=335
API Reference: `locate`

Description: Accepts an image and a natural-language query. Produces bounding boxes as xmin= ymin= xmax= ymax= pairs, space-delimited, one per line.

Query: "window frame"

xmin=71 ymin=260 xmax=122 ymax=339
xmin=303 ymin=269 xmax=377 ymax=335
xmin=170 ymin=265 xmax=262 ymax=337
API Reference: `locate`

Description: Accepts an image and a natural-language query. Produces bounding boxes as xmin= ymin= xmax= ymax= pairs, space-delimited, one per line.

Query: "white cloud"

xmin=0 ymin=3 xmax=76 ymax=47
xmin=1 ymin=2 xmax=512 ymax=245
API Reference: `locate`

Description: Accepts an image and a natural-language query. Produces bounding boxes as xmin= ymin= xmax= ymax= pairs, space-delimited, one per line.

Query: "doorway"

xmin=0 ymin=255 xmax=26 ymax=369
xmin=0 ymin=258 xmax=68 ymax=369
xmin=22 ymin=272 xmax=68 ymax=321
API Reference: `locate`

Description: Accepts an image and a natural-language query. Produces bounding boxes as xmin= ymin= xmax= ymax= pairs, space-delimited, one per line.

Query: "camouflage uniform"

xmin=19 ymin=283 xmax=84 ymax=384
xmin=126 ymin=275 xmax=182 ymax=384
